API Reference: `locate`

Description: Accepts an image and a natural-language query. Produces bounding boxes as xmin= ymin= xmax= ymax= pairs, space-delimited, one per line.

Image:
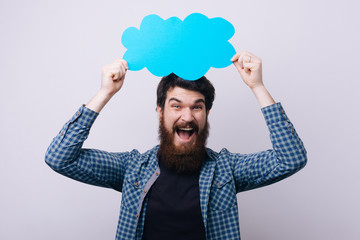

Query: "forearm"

xmin=251 ymin=85 xmax=275 ymax=108
xmin=86 ymin=90 xmax=114 ymax=113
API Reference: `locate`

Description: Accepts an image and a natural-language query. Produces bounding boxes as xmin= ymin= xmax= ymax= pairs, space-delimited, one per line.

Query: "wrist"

xmin=251 ymin=85 xmax=276 ymax=108
xmin=98 ymin=88 xmax=115 ymax=100
xmin=250 ymin=83 xmax=265 ymax=91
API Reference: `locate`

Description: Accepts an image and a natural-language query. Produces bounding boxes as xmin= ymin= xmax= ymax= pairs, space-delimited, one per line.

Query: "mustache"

xmin=173 ymin=121 xmax=199 ymax=133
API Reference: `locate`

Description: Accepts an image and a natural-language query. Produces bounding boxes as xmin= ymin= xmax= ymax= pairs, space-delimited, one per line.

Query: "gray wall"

xmin=1 ymin=0 xmax=359 ymax=239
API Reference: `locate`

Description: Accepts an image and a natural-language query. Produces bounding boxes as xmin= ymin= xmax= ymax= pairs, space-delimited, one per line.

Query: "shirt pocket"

xmin=121 ymin=173 xmax=142 ymax=211
xmin=209 ymin=174 xmax=237 ymax=211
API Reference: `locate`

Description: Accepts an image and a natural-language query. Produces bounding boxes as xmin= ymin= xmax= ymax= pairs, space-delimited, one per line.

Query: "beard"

xmin=157 ymin=116 xmax=209 ymax=174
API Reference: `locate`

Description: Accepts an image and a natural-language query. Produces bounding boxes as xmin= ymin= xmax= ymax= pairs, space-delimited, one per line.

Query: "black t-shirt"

xmin=142 ymin=159 xmax=206 ymax=240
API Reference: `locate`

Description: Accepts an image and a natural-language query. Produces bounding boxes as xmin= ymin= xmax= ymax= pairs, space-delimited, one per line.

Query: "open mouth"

xmin=176 ymin=127 xmax=195 ymax=141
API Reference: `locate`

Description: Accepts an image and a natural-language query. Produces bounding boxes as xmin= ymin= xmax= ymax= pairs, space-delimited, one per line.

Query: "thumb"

xmin=233 ymin=61 xmax=243 ymax=73
xmin=233 ymin=61 xmax=248 ymax=81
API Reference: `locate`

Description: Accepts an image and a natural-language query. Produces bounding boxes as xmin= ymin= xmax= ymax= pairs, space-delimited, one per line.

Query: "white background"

xmin=1 ymin=0 xmax=359 ymax=239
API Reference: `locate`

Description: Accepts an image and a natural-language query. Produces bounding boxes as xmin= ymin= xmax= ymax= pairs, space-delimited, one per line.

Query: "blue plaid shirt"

xmin=45 ymin=102 xmax=307 ymax=240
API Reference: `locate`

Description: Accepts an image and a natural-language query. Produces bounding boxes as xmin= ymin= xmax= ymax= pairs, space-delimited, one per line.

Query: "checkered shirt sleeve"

xmin=231 ymin=102 xmax=307 ymax=192
xmin=45 ymin=105 xmax=129 ymax=192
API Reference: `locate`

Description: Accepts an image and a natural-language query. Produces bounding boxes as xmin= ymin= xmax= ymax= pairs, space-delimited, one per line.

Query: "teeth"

xmin=179 ymin=128 xmax=193 ymax=131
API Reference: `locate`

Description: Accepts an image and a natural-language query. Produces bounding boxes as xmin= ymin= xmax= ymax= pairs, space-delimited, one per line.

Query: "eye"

xmin=193 ymin=105 xmax=203 ymax=110
xmin=172 ymin=105 xmax=180 ymax=109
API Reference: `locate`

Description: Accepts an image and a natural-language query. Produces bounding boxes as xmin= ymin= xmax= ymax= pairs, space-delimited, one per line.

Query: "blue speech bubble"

xmin=121 ymin=13 xmax=236 ymax=81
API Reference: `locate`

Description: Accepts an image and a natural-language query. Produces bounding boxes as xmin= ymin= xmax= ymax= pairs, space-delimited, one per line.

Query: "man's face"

xmin=157 ymin=86 xmax=209 ymax=149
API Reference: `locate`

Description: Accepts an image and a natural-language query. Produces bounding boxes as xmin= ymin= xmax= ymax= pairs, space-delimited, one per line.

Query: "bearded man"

xmin=45 ymin=51 xmax=307 ymax=240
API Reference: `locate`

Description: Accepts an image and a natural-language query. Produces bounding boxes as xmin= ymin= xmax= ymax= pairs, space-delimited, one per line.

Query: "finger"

xmin=112 ymin=59 xmax=124 ymax=71
xmin=248 ymin=55 xmax=261 ymax=64
xmin=232 ymin=50 xmax=261 ymax=68
xmin=119 ymin=64 xmax=125 ymax=77
xmin=107 ymin=67 xmax=121 ymax=78
xmin=243 ymin=50 xmax=261 ymax=63
xmin=243 ymin=62 xmax=258 ymax=73
xmin=244 ymin=55 xmax=251 ymax=63
xmin=233 ymin=61 xmax=243 ymax=73
xmin=231 ymin=53 xmax=240 ymax=62
xmin=238 ymin=55 xmax=244 ymax=69
xmin=119 ymin=73 xmax=126 ymax=81
xmin=119 ymin=65 xmax=127 ymax=81
xmin=121 ymin=59 xmax=129 ymax=70
xmin=113 ymin=58 xmax=129 ymax=71
xmin=112 ymin=72 xmax=120 ymax=81
xmin=238 ymin=50 xmax=250 ymax=59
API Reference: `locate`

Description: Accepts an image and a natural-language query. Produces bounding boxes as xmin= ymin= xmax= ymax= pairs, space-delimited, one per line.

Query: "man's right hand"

xmin=101 ymin=58 xmax=128 ymax=97
xmin=85 ymin=58 xmax=128 ymax=113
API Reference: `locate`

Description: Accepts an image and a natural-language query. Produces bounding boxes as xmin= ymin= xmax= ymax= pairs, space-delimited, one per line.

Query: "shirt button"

xmin=136 ymin=214 xmax=139 ymax=218
xmin=281 ymin=110 xmax=285 ymax=114
xmin=143 ymin=189 xmax=147 ymax=194
xmin=77 ymin=112 xmax=80 ymax=116
xmin=61 ymin=132 xmax=64 ymax=136
xmin=217 ymin=182 xmax=221 ymax=187
xmin=292 ymin=129 xmax=295 ymax=134
xmin=155 ymin=172 xmax=159 ymax=176
xmin=135 ymin=182 xmax=139 ymax=186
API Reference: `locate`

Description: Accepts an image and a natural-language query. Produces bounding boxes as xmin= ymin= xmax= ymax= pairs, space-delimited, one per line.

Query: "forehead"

xmin=166 ymin=87 xmax=205 ymax=102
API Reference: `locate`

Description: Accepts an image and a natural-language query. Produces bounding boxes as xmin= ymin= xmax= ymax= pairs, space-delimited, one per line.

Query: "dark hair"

xmin=156 ymin=73 xmax=215 ymax=111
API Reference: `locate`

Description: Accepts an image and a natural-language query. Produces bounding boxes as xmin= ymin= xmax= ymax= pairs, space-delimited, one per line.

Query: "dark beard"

xmin=157 ymin=116 xmax=209 ymax=174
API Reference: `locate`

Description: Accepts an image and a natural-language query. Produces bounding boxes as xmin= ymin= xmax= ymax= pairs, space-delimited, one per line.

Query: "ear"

xmin=156 ymin=105 xmax=163 ymax=119
xmin=206 ymin=110 xmax=210 ymax=117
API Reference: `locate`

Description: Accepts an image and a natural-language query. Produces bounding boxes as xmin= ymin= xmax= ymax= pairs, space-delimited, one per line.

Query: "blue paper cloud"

xmin=121 ymin=13 xmax=236 ymax=81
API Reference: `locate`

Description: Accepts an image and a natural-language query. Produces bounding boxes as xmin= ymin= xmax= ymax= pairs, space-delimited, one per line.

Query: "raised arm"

xmin=229 ymin=51 xmax=307 ymax=192
xmin=45 ymin=59 xmax=129 ymax=191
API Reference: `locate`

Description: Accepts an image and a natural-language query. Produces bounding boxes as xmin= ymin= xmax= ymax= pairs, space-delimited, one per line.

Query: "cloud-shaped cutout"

xmin=121 ymin=13 xmax=236 ymax=81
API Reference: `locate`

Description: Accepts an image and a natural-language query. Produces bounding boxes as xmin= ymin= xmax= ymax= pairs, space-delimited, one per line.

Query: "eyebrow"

xmin=168 ymin=97 xmax=205 ymax=104
xmin=168 ymin=97 xmax=181 ymax=103
xmin=194 ymin=99 xmax=205 ymax=104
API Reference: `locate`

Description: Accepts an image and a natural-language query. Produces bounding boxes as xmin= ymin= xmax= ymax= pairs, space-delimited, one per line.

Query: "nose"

xmin=180 ymin=108 xmax=194 ymax=122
